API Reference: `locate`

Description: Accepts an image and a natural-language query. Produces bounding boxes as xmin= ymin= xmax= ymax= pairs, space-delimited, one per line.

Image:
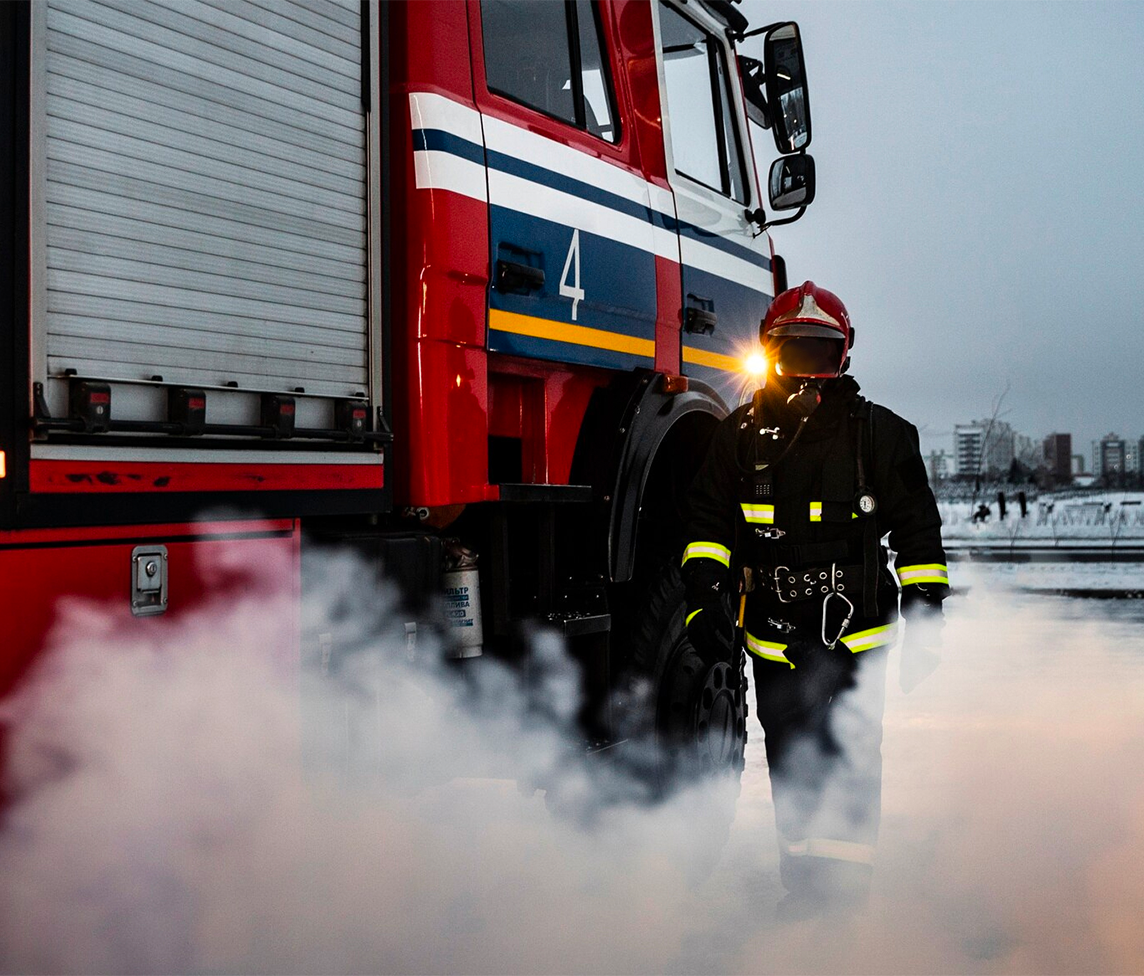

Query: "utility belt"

xmin=756 ymin=562 xmax=864 ymax=604
xmin=744 ymin=561 xmax=864 ymax=649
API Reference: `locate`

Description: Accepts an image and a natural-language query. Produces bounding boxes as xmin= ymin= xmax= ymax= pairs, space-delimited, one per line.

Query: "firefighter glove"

xmin=900 ymin=582 xmax=948 ymax=617
xmin=681 ymin=551 xmax=734 ymax=661
xmin=681 ymin=555 xmax=731 ymax=608
xmin=900 ymin=598 xmax=944 ymax=694
xmin=685 ymin=604 xmax=734 ymax=663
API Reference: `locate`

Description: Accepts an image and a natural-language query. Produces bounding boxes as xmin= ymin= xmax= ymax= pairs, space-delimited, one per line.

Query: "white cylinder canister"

xmin=442 ymin=546 xmax=483 ymax=658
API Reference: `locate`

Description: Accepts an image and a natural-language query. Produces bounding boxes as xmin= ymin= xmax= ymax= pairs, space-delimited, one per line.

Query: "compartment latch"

xmin=131 ymin=546 xmax=168 ymax=617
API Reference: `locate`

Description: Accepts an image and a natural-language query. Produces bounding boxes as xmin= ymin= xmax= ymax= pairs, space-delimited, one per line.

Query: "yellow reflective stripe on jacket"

xmin=685 ymin=608 xmax=702 ymax=626
xmin=745 ymin=631 xmax=792 ymax=667
xmin=740 ymin=503 xmax=774 ymax=524
xmin=779 ymin=836 xmax=876 ymax=866
xmin=681 ymin=541 xmax=731 ymax=568
xmin=809 ymin=501 xmax=857 ymax=521
xmin=897 ymin=563 xmax=949 ymax=586
xmin=841 ymin=621 xmax=899 ymax=653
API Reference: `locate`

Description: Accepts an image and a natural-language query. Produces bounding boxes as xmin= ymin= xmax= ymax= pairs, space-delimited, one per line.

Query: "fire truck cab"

xmin=0 ymin=0 xmax=815 ymax=785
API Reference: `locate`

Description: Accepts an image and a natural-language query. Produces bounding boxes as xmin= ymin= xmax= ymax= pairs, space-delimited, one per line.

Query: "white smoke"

xmin=0 ymin=552 xmax=1142 ymax=974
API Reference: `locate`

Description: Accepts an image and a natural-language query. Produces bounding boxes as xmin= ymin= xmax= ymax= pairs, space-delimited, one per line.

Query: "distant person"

xmin=680 ymin=282 xmax=948 ymax=916
xmin=972 ymin=503 xmax=991 ymax=523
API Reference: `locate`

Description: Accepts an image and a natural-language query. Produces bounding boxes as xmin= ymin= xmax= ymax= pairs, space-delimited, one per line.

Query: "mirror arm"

xmin=761 ymin=206 xmax=807 ymax=232
xmin=733 ymin=21 xmax=786 ymax=42
xmin=705 ymin=0 xmax=750 ymax=39
xmin=741 ymin=207 xmax=768 ymax=239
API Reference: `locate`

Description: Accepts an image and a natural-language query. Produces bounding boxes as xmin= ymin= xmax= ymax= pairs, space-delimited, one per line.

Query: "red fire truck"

xmin=0 ymin=0 xmax=814 ymax=784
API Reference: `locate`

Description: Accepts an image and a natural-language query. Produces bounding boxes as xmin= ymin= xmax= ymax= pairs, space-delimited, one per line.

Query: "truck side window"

xmin=575 ymin=0 xmax=617 ymax=142
xmin=482 ymin=0 xmax=619 ymax=143
xmin=658 ymin=2 xmax=748 ymax=202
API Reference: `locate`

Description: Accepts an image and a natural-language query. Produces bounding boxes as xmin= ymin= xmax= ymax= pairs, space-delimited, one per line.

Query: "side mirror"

xmin=768 ymin=154 xmax=815 ymax=210
xmin=764 ymin=22 xmax=811 ymax=153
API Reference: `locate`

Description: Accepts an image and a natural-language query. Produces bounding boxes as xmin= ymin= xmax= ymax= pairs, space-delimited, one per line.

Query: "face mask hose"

xmin=750 ymin=380 xmax=823 ymax=473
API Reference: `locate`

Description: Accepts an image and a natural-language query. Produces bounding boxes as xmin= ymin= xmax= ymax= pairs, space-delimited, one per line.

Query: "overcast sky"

xmin=741 ymin=0 xmax=1144 ymax=458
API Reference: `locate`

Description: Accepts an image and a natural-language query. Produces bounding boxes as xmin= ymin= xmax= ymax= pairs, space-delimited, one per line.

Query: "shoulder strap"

xmin=854 ymin=399 xmax=880 ymax=617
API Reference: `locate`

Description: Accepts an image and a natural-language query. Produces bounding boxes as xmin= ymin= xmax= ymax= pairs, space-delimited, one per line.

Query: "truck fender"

xmin=572 ymin=370 xmax=727 ymax=584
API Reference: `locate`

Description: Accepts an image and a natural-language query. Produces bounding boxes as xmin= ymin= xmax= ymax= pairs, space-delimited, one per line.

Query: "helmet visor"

xmin=773 ymin=337 xmax=845 ymax=378
xmin=766 ymin=322 xmax=844 ymax=340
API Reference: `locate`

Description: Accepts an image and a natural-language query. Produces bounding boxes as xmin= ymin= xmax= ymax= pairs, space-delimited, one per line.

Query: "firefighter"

xmin=680 ymin=281 xmax=947 ymax=913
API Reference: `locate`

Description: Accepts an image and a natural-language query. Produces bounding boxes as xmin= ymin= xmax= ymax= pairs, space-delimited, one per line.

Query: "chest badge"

xmin=855 ymin=490 xmax=878 ymax=516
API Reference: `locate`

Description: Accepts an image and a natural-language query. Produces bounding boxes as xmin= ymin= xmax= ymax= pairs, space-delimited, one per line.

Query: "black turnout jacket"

xmin=681 ymin=376 xmax=948 ymax=665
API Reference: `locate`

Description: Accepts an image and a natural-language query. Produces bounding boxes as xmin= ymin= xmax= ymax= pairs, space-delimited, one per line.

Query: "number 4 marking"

xmin=560 ymin=228 xmax=585 ymax=321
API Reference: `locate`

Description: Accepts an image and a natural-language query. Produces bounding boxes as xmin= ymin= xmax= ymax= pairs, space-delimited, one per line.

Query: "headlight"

xmin=743 ymin=352 xmax=768 ymax=377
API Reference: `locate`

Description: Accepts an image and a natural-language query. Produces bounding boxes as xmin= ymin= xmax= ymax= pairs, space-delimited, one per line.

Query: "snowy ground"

xmin=949 ymin=560 xmax=1144 ymax=594
xmin=940 ymin=492 xmax=1144 ymax=548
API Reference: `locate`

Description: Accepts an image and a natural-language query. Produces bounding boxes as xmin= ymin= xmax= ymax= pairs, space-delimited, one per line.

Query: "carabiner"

xmin=821 ymin=590 xmax=854 ymax=650
xmin=772 ymin=565 xmax=791 ymax=603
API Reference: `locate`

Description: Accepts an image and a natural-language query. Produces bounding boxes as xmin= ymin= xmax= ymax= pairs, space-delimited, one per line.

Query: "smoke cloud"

xmin=0 ymin=553 xmax=1141 ymax=974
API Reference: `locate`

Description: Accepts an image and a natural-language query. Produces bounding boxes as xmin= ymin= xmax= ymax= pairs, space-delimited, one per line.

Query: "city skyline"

xmin=932 ymin=421 xmax=1144 ymax=484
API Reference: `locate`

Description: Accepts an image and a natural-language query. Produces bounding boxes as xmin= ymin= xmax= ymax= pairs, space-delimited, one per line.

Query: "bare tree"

xmin=970 ymin=381 xmax=1012 ymax=516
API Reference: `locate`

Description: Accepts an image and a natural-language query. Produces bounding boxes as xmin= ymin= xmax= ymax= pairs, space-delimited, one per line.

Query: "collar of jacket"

xmin=755 ymin=375 xmax=862 ymax=434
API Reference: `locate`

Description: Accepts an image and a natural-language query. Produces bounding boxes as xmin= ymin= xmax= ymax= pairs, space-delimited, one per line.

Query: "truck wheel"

xmin=628 ymin=562 xmax=748 ymax=796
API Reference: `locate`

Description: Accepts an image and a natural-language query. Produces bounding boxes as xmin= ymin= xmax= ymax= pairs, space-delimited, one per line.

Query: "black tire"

xmin=626 ymin=561 xmax=748 ymax=797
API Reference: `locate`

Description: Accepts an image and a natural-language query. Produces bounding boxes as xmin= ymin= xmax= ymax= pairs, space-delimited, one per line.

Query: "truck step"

xmin=497 ymin=483 xmax=593 ymax=503
xmin=545 ymin=611 xmax=611 ymax=637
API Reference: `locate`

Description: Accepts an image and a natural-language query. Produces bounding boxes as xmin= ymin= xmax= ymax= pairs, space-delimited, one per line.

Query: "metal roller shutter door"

xmin=39 ymin=0 xmax=368 ymax=398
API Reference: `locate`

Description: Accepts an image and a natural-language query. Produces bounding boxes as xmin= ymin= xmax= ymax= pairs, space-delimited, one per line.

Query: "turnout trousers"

xmin=749 ymin=613 xmax=890 ymax=898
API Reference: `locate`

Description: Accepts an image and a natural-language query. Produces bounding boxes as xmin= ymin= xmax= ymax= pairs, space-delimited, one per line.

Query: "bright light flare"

xmin=743 ymin=352 xmax=768 ymax=377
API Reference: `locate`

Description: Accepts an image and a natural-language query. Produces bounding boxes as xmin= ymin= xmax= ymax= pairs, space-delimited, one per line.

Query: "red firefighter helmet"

xmin=760 ymin=281 xmax=853 ymax=378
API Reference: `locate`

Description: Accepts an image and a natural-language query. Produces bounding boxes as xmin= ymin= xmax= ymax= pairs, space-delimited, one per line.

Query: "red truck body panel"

xmin=0 ymin=519 xmax=299 ymax=699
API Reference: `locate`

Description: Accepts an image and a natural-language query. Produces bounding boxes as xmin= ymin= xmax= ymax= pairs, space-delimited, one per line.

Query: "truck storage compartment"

xmin=29 ymin=0 xmax=376 ymax=433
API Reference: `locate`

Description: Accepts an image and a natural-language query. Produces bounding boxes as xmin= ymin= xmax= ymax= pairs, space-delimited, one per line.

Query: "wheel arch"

xmin=571 ymin=369 xmax=728 ymax=585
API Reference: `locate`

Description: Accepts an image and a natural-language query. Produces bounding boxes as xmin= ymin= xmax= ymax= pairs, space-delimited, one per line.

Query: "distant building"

xmin=1127 ymin=441 xmax=1140 ymax=477
xmin=954 ymin=424 xmax=984 ymax=477
xmin=1043 ymin=432 xmax=1072 ymax=484
xmin=1015 ymin=433 xmax=1040 ymax=468
xmin=1072 ymin=454 xmax=1086 ymax=476
xmin=1139 ymin=436 xmax=1144 ymax=476
xmin=927 ymin=450 xmax=951 ymax=484
xmin=954 ymin=419 xmax=1017 ymax=478
xmin=1093 ymin=432 xmax=1127 ymax=483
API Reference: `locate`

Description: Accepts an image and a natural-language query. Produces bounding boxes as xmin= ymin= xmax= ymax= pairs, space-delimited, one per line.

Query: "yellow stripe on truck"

xmin=489 ymin=308 xmax=655 ymax=358
xmin=487 ymin=311 xmax=743 ymax=374
xmin=682 ymin=346 xmax=741 ymax=371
